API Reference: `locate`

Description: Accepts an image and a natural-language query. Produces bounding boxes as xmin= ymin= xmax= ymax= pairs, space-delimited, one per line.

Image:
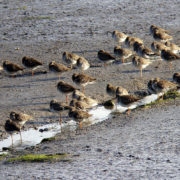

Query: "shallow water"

xmin=0 ymin=92 xmax=166 ymax=153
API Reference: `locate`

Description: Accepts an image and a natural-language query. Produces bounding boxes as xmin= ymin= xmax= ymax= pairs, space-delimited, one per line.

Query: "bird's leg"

xmin=140 ymin=68 xmax=142 ymax=77
xmin=126 ymin=108 xmax=131 ymax=115
xmin=169 ymin=62 xmax=172 ymax=71
xmin=122 ymin=57 xmax=125 ymax=64
xmin=32 ymin=70 xmax=34 ymax=76
xmin=10 ymin=134 xmax=14 ymax=148
xmin=79 ymin=121 xmax=82 ymax=129
xmin=66 ymin=95 xmax=68 ymax=104
xmin=19 ymin=131 xmax=22 ymax=144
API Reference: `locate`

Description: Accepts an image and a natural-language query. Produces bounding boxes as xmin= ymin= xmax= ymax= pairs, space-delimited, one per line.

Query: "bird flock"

xmin=1 ymin=24 xmax=180 ymax=147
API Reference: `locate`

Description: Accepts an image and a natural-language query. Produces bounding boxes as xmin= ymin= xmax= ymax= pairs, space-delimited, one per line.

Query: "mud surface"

xmin=0 ymin=0 xmax=180 ymax=179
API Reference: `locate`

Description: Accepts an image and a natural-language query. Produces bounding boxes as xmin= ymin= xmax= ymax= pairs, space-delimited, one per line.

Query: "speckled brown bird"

xmin=152 ymin=29 xmax=173 ymax=42
xmin=49 ymin=61 xmax=71 ymax=79
xmin=22 ymin=56 xmax=43 ymax=76
xmin=135 ymin=43 xmax=157 ymax=59
xmin=98 ymin=50 xmax=116 ymax=66
xmin=116 ymin=94 xmax=140 ymax=115
xmin=151 ymin=41 xmax=170 ymax=54
xmin=150 ymin=25 xmax=170 ymax=35
xmin=70 ymin=99 xmax=90 ymax=110
xmin=57 ymin=81 xmax=77 ymax=104
xmin=112 ymin=30 xmax=127 ymax=45
xmin=4 ymin=119 xmax=21 ymax=147
xmin=68 ymin=107 xmax=92 ymax=128
xmin=116 ymin=86 xmax=129 ymax=96
xmin=77 ymin=96 xmax=98 ymax=107
xmin=125 ymin=36 xmax=143 ymax=48
xmin=173 ymin=73 xmax=180 ymax=85
xmin=152 ymin=78 xmax=178 ymax=95
xmin=50 ymin=99 xmax=70 ymax=125
xmin=114 ymin=46 xmax=133 ymax=63
xmin=132 ymin=55 xmax=152 ymax=77
xmin=10 ymin=111 xmax=33 ymax=126
xmin=62 ymin=51 xmax=80 ymax=68
xmin=106 ymin=83 xmax=117 ymax=97
xmin=72 ymin=90 xmax=86 ymax=99
xmin=3 ymin=60 xmax=24 ymax=75
xmin=161 ymin=49 xmax=180 ymax=70
xmin=72 ymin=73 xmax=96 ymax=93
xmin=164 ymin=41 xmax=180 ymax=54
xmin=76 ymin=57 xmax=90 ymax=72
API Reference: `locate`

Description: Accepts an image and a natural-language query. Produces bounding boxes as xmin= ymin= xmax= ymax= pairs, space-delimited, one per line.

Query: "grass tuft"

xmin=7 ymin=153 xmax=70 ymax=163
xmin=41 ymin=137 xmax=56 ymax=143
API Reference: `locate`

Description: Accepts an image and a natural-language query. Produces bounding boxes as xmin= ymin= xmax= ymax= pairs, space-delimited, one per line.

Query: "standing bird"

xmin=49 ymin=61 xmax=71 ymax=80
xmin=4 ymin=120 xmax=21 ymax=147
xmin=132 ymin=55 xmax=152 ymax=77
xmin=98 ymin=50 xmax=116 ymax=66
xmin=57 ymin=81 xmax=77 ymax=104
xmin=9 ymin=111 xmax=33 ymax=143
xmin=125 ymin=36 xmax=143 ymax=48
xmin=151 ymin=78 xmax=178 ymax=95
xmin=50 ymin=99 xmax=70 ymax=125
xmin=72 ymin=73 xmax=96 ymax=93
xmin=106 ymin=83 xmax=117 ymax=97
xmin=112 ymin=30 xmax=127 ymax=45
xmin=151 ymin=41 xmax=170 ymax=55
xmin=62 ymin=51 xmax=80 ymax=68
xmin=116 ymin=94 xmax=140 ymax=115
xmin=173 ymin=73 xmax=180 ymax=85
xmin=164 ymin=41 xmax=180 ymax=54
xmin=68 ymin=107 xmax=92 ymax=129
xmin=161 ymin=49 xmax=180 ymax=70
xmin=114 ymin=46 xmax=133 ymax=63
xmin=3 ymin=60 xmax=24 ymax=76
xmin=134 ymin=43 xmax=157 ymax=59
xmin=150 ymin=25 xmax=170 ymax=35
xmin=152 ymin=29 xmax=173 ymax=42
xmin=76 ymin=57 xmax=90 ymax=72
xmin=22 ymin=56 xmax=42 ymax=76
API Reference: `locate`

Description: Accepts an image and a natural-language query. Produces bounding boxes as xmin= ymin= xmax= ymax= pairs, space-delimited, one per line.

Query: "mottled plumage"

xmin=173 ymin=73 xmax=180 ymax=85
xmin=3 ymin=60 xmax=24 ymax=74
xmin=72 ymin=73 xmax=96 ymax=92
xmin=57 ymin=81 xmax=77 ymax=103
xmin=114 ymin=46 xmax=133 ymax=63
xmin=112 ymin=30 xmax=127 ymax=44
xmin=10 ymin=111 xmax=33 ymax=126
xmin=62 ymin=51 xmax=80 ymax=67
xmin=150 ymin=25 xmax=170 ymax=35
xmin=152 ymin=29 xmax=172 ymax=42
xmin=98 ymin=50 xmax=116 ymax=65
xmin=132 ymin=55 xmax=152 ymax=77
xmin=76 ymin=57 xmax=90 ymax=72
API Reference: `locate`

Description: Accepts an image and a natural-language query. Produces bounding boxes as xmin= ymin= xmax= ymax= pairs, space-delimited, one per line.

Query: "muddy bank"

xmin=0 ymin=0 xmax=180 ymax=179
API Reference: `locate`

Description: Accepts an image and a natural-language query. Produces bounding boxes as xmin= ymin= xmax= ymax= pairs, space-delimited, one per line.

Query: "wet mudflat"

xmin=0 ymin=0 xmax=180 ymax=179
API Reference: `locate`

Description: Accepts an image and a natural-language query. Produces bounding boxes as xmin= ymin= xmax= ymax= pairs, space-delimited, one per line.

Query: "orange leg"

xmin=66 ymin=95 xmax=69 ymax=104
xmin=126 ymin=108 xmax=131 ymax=115
xmin=79 ymin=121 xmax=82 ymax=129
xmin=32 ymin=71 xmax=34 ymax=76
xmin=122 ymin=57 xmax=125 ymax=64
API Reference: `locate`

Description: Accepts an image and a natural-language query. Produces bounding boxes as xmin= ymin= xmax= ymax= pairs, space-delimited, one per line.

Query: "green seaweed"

xmin=143 ymin=91 xmax=180 ymax=108
xmin=7 ymin=153 xmax=70 ymax=163
xmin=41 ymin=137 xmax=56 ymax=143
